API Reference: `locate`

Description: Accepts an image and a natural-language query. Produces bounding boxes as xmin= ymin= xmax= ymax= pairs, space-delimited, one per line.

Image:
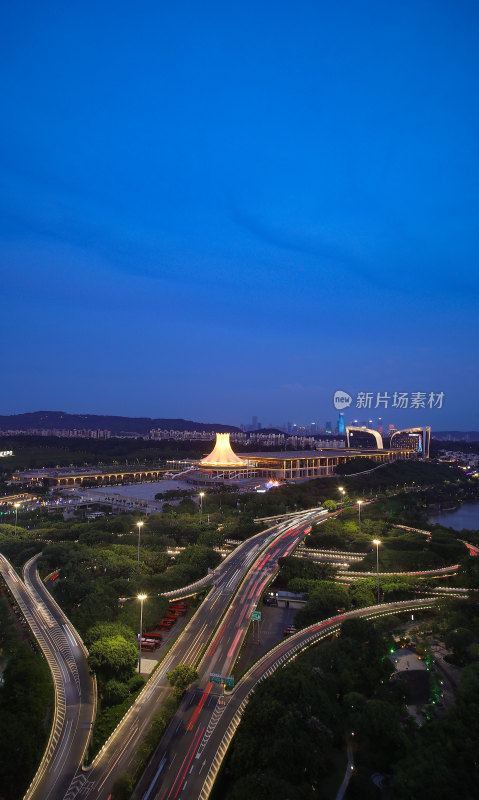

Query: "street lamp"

xmin=338 ymin=487 xmax=345 ymax=505
xmin=373 ymin=539 xmax=381 ymax=604
xmin=199 ymin=492 xmax=205 ymax=525
xmin=357 ymin=500 xmax=364 ymax=533
xmin=137 ymin=594 xmax=147 ymax=674
xmin=136 ymin=521 xmax=144 ymax=569
xmin=13 ymin=503 xmax=20 ymax=535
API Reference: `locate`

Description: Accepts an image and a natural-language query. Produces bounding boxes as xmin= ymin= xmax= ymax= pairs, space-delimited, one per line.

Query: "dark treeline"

xmin=218 ymin=599 xmax=479 ymax=800
xmin=0 ymin=596 xmax=53 ymax=800
xmin=0 ymin=433 xmax=323 ymax=474
xmin=0 ymin=435 xmax=211 ymax=473
xmin=217 ymin=618 xmax=402 ymax=800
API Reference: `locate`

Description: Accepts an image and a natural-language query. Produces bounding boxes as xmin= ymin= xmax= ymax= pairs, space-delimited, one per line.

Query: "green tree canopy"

xmin=85 ymin=621 xmax=135 ymax=647
xmin=294 ymin=582 xmax=349 ymax=628
xmin=87 ymin=635 xmax=138 ymax=681
xmin=166 ymin=665 xmax=199 ymax=697
xmin=176 ymin=544 xmax=221 ymax=572
xmin=322 ymin=499 xmax=337 ymax=511
xmin=102 ymin=680 xmax=130 ymax=707
xmin=111 ymin=772 xmax=134 ymax=800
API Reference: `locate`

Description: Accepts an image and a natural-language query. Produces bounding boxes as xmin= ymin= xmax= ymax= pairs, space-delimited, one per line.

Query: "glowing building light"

xmin=200 ymin=433 xmax=244 ymax=466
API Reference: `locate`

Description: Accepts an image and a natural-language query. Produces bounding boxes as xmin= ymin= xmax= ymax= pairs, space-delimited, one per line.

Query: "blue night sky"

xmin=1 ymin=0 xmax=478 ymax=430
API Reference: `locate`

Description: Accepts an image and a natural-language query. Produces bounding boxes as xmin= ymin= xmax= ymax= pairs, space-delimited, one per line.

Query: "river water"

xmin=428 ymin=502 xmax=479 ymax=531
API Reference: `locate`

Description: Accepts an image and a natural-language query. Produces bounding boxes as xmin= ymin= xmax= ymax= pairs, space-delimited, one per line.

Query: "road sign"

xmin=224 ymin=675 xmax=234 ymax=688
xmin=251 ymin=611 xmax=262 ymax=622
xmin=210 ymin=672 xmax=222 ymax=684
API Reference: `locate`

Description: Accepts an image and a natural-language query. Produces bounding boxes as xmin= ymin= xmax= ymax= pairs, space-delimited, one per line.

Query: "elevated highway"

xmin=135 ymin=598 xmax=439 ymax=800
xmin=132 ymin=517 xmax=317 ymax=800
xmin=0 ymin=553 xmax=95 ymax=800
xmin=75 ymin=510 xmax=323 ymax=799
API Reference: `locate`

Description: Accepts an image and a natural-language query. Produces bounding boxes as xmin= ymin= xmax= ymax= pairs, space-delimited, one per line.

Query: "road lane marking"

xmin=96 ymin=723 xmax=139 ymax=792
xmin=169 ymin=725 xmax=204 ymax=799
xmin=49 ymin=718 xmax=72 ymax=770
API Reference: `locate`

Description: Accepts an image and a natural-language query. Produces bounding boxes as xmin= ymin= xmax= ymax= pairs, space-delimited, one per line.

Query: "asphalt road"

xmin=131 ymin=513 xmax=326 ymax=800
xmin=76 ymin=510 xmax=320 ymax=800
xmin=0 ymin=553 xmax=95 ymax=800
xmin=195 ymin=598 xmax=438 ymax=800
xmin=132 ymin=597 xmax=437 ymax=800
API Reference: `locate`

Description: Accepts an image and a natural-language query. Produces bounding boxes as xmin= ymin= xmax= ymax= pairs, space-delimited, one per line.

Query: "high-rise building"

xmin=377 ymin=417 xmax=383 ymax=435
xmin=338 ymin=413 xmax=345 ymax=434
xmin=325 ymin=421 xmax=332 ymax=433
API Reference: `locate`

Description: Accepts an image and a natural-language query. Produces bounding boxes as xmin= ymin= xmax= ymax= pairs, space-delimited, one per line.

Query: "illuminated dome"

xmin=200 ymin=433 xmax=244 ymax=466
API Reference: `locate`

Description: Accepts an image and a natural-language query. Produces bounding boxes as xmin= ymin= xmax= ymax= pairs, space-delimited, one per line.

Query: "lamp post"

xmin=338 ymin=487 xmax=345 ymax=506
xmin=136 ymin=521 xmax=144 ymax=569
xmin=14 ymin=503 xmax=20 ymax=535
xmin=199 ymin=492 xmax=205 ymax=525
xmin=357 ymin=500 xmax=364 ymax=533
xmin=373 ymin=539 xmax=381 ymax=604
xmin=137 ymin=594 xmax=147 ymax=674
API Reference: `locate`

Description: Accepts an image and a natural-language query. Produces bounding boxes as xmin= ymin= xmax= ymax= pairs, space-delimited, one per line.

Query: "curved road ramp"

xmin=0 ymin=553 xmax=95 ymax=800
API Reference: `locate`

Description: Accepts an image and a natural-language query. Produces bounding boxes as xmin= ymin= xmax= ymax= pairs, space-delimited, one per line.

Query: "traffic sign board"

xmin=251 ymin=611 xmax=262 ymax=621
xmin=224 ymin=675 xmax=234 ymax=688
xmin=209 ymin=672 xmax=222 ymax=684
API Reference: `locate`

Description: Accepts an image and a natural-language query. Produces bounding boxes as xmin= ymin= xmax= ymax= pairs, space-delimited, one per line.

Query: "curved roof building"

xmin=346 ymin=426 xmax=383 ymax=449
xmin=390 ymin=427 xmax=430 ymax=458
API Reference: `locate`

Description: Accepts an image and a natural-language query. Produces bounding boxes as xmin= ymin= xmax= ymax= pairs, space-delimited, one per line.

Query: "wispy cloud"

xmin=230 ymin=205 xmax=378 ymax=283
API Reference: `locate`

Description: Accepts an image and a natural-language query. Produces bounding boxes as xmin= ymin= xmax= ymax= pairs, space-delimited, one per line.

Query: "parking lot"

xmin=139 ymin=604 xmax=195 ymax=674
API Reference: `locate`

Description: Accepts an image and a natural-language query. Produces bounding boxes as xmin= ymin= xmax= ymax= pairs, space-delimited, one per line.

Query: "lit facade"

xmin=346 ymin=426 xmax=384 ymax=449
xmin=390 ymin=427 xmax=431 ymax=458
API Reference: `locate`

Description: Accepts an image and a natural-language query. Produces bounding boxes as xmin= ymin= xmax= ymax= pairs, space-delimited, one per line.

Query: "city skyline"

xmin=0 ymin=406 xmax=466 ymax=436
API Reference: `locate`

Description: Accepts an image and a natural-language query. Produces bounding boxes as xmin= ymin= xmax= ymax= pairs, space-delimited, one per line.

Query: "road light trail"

xmin=187 ymin=684 xmax=212 ymax=731
xmin=78 ymin=510 xmax=328 ymax=800
xmin=133 ymin=515 xmax=323 ymax=800
xmin=169 ymin=725 xmax=205 ymax=799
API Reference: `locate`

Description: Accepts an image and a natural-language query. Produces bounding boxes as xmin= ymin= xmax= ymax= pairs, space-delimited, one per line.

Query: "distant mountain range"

xmin=0 ymin=411 xmax=240 ymax=435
